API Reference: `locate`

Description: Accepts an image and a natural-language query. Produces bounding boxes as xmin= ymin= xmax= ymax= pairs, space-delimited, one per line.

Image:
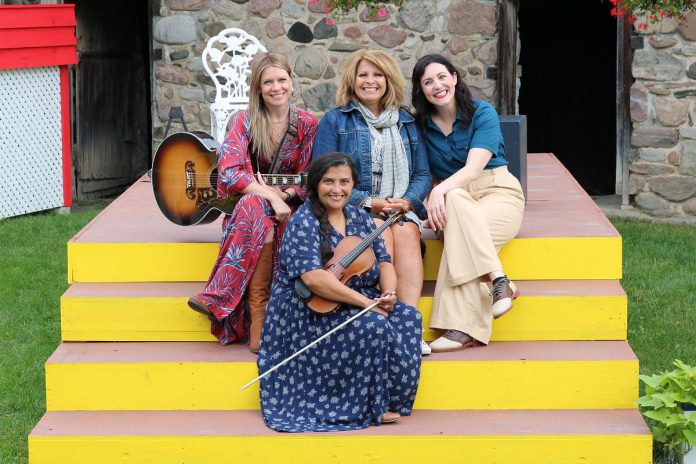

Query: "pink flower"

xmin=309 ymin=0 xmax=317 ymax=3
xmin=377 ymin=8 xmax=387 ymax=17
xmin=325 ymin=18 xmax=336 ymax=25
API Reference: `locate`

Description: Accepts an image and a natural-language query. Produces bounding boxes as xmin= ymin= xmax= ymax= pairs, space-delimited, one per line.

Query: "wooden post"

xmin=497 ymin=0 xmax=519 ymax=115
xmin=616 ymin=15 xmax=633 ymax=207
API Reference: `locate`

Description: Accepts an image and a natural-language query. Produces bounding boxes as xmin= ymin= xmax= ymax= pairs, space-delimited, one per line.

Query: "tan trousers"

xmin=429 ymin=166 xmax=525 ymax=344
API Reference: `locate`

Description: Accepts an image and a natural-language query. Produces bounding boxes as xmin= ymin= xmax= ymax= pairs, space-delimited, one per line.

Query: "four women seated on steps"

xmin=187 ymin=50 xmax=525 ymax=430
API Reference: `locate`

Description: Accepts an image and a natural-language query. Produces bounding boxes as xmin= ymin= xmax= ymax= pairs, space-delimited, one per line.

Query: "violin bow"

xmin=239 ymin=292 xmax=395 ymax=391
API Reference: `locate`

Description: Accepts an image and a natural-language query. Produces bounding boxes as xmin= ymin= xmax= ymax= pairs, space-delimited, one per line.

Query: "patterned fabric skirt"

xmin=196 ymin=194 xmax=281 ymax=345
xmin=258 ymin=285 xmax=422 ymax=432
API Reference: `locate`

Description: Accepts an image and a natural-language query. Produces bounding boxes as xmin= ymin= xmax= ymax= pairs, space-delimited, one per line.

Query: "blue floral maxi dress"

xmin=258 ymin=202 xmax=422 ymax=432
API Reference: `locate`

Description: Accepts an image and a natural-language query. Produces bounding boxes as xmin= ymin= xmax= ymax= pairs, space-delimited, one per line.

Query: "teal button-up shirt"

xmin=424 ymin=99 xmax=507 ymax=181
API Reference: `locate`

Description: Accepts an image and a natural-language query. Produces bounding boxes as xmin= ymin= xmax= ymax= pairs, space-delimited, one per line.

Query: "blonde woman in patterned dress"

xmin=187 ymin=53 xmax=318 ymax=350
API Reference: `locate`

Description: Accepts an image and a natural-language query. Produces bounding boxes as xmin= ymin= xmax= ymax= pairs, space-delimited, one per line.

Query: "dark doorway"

xmin=69 ymin=0 xmax=152 ymax=199
xmin=518 ymin=0 xmax=617 ymax=195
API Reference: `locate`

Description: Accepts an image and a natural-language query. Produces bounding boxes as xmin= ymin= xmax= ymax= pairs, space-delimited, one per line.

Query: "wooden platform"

xmin=28 ymin=153 xmax=651 ymax=463
xmin=66 ymin=153 xmax=621 ymax=282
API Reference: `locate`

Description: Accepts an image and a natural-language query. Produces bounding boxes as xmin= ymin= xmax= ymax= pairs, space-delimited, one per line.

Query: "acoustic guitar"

xmin=151 ymin=131 xmax=307 ymax=226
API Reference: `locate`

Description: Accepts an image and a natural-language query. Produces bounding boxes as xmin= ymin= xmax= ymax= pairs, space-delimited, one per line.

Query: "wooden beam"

xmin=497 ymin=0 xmax=518 ymax=114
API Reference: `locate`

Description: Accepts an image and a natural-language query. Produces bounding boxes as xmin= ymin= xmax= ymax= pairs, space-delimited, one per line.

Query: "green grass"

xmin=612 ymin=218 xmax=696 ymax=464
xmin=0 ymin=211 xmax=693 ymax=463
xmin=614 ymin=218 xmax=696 ymax=377
xmin=0 ymin=207 xmax=101 ymax=464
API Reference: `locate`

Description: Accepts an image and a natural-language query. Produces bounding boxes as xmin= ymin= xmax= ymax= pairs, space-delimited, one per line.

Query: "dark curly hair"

xmin=306 ymin=152 xmax=358 ymax=264
xmin=411 ymin=54 xmax=476 ymax=132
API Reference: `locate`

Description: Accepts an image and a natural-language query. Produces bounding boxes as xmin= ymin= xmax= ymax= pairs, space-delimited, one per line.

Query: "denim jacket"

xmin=311 ymin=102 xmax=431 ymax=220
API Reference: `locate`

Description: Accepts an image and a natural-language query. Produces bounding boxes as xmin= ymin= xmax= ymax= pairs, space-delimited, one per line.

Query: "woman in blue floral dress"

xmin=258 ymin=153 xmax=422 ymax=432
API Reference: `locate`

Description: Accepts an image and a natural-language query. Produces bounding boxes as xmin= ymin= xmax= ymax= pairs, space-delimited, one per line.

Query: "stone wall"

xmin=152 ymin=0 xmax=500 ymax=145
xmin=630 ymin=14 xmax=696 ymax=217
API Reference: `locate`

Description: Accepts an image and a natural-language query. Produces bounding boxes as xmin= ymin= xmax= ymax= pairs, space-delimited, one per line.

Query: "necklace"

xmin=271 ymin=125 xmax=287 ymax=144
xmin=270 ymin=116 xmax=288 ymax=144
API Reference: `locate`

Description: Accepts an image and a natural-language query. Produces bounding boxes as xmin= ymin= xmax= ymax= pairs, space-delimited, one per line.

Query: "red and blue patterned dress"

xmin=195 ymin=106 xmax=318 ymax=345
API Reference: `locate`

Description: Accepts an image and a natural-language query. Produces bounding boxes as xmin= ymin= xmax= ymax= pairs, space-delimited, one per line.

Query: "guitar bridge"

xmin=185 ymin=161 xmax=196 ymax=199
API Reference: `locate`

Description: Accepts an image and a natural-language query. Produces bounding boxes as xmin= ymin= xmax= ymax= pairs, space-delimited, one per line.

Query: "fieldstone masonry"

xmin=151 ymin=0 xmax=696 ymax=217
xmin=629 ymin=13 xmax=696 ymax=217
xmin=151 ymin=0 xmax=500 ymax=146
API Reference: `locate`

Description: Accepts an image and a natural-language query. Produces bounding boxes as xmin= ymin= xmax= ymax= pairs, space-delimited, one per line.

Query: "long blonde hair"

xmin=336 ymin=49 xmax=404 ymax=110
xmin=248 ymin=53 xmax=293 ymax=162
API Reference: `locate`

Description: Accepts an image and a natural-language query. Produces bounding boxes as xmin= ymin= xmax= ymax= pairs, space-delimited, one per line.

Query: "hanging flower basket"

xmin=610 ymin=0 xmax=696 ymax=30
xmin=310 ymin=0 xmax=405 ymax=23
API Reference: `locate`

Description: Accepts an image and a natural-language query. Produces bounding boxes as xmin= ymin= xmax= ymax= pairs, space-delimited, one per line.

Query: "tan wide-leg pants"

xmin=429 ymin=166 xmax=525 ymax=344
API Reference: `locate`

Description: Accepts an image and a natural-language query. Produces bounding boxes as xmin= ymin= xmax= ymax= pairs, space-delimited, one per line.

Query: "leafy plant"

xmin=638 ymin=360 xmax=696 ymax=456
xmin=309 ymin=0 xmax=405 ymax=23
xmin=610 ymin=0 xmax=696 ymax=30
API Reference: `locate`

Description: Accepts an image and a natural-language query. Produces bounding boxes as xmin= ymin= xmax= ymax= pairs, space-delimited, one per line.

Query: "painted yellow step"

xmin=29 ymin=410 xmax=652 ymax=464
xmin=44 ymin=341 xmax=638 ymax=411
xmin=67 ymin=235 xmax=622 ymax=283
xmin=66 ymin=154 xmax=623 ymax=283
xmin=60 ymin=280 xmax=628 ymax=342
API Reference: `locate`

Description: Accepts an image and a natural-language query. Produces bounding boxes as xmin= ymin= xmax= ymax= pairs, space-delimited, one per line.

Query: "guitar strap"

xmin=268 ymin=106 xmax=300 ymax=174
xmin=250 ymin=106 xmax=300 ymax=177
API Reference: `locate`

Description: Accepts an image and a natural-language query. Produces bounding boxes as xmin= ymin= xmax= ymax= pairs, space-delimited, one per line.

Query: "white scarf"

xmin=356 ymin=103 xmax=409 ymax=200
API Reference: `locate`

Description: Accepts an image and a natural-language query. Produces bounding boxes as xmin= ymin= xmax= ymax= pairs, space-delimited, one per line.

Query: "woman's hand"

xmin=371 ymin=290 xmax=396 ymax=316
xmin=258 ymin=173 xmax=291 ymax=222
xmin=380 ymin=198 xmax=411 ymax=216
xmin=270 ymin=196 xmax=291 ymax=222
xmin=427 ymin=184 xmax=448 ymax=232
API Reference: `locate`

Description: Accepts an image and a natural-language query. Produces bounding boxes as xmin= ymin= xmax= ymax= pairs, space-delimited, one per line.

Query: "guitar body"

xmin=152 ymin=131 xmax=307 ymax=226
xmin=152 ymin=131 xmax=229 ymax=226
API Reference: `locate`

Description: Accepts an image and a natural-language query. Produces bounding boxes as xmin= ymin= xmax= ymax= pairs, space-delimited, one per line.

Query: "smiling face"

xmin=258 ymin=66 xmax=292 ymax=109
xmin=317 ymin=164 xmax=354 ymax=213
xmin=419 ymin=62 xmax=458 ymax=110
xmin=354 ymin=60 xmax=387 ymax=113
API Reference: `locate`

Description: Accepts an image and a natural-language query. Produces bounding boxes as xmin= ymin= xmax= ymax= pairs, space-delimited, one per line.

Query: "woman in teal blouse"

xmin=411 ymin=54 xmax=525 ymax=352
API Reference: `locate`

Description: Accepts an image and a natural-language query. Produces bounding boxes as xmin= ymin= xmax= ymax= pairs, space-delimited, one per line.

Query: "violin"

xmin=295 ymin=210 xmax=405 ymax=315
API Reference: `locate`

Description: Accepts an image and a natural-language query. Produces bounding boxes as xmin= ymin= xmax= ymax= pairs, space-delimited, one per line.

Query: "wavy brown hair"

xmin=411 ymin=54 xmax=476 ymax=132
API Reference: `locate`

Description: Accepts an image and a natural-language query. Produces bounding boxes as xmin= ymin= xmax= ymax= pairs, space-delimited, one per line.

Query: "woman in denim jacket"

xmin=312 ymin=49 xmax=431 ymax=354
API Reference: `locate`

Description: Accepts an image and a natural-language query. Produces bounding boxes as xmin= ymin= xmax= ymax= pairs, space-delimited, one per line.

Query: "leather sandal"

xmin=429 ymin=329 xmax=484 ymax=353
xmin=381 ymin=412 xmax=400 ymax=424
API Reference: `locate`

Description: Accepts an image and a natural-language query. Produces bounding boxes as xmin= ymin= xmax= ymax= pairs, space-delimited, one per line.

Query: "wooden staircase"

xmin=28 ymin=153 xmax=652 ymax=463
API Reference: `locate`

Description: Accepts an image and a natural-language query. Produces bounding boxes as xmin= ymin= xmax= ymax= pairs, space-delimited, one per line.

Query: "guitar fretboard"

xmin=263 ymin=174 xmax=304 ymax=186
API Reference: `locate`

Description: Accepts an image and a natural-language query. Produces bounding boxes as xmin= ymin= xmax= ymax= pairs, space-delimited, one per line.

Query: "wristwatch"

xmin=362 ymin=197 xmax=372 ymax=212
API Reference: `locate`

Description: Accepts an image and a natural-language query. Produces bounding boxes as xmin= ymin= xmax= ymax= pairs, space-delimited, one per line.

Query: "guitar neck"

xmin=211 ymin=164 xmax=305 ymax=187
xmin=261 ymin=173 xmax=304 ymax=187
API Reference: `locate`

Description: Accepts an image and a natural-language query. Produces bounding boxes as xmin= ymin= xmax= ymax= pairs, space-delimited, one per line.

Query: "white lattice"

xmin=0 ymin=66 xmax=64 ymax=219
